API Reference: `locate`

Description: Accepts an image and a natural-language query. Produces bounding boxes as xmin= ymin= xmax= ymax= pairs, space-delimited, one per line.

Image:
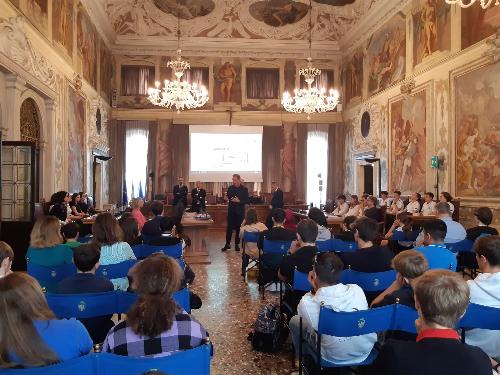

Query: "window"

xmin=246 ymin=68 xmax=280 ymax=99
xmin=121 ymin=66 xmax=155 ymax=96
xmin=306 ymin=124 xmax=329 ymax=208
xmin=125 ymin=121 xmax=149 ymax=200
xmin=183 ymin=67 xmax=209 ymax=90
xmin=300 ymin=69 xmax=334 ymax=90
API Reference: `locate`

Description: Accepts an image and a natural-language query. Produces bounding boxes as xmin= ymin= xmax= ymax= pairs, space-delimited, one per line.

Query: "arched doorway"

xmin=20 ymin=98 xmax=41 ymax=202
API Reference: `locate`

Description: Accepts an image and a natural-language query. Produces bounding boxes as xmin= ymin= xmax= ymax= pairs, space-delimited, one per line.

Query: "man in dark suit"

xmin=369 ymin=269 xmax=492 ymax=375
xmin=364 ymin=195 xmax=383 ymax=222
xmin=270 ymin=181 xmax=284 ymax=210
xmin=221 ymin=174 xmax=249 ymax=252
xmin=142 ymin=200 xmax=173 ymax=237
xmin=172 ymin=177 xmax=188 ymax=208
xmin=190 ymin=181 xmax=206 ymax=213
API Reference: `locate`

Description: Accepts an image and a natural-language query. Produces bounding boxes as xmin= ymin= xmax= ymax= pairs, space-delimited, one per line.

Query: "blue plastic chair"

xmin=95 ymin=343 xmax=212 ymax=375
xmin=46 ymin=291 xmax=121 ymax=319
xmin=331 ymin=239 xmax=357 ymax=252
xmin=263 ymin=239 xmax=292 ymax=254
xmin=316 ymin=239 xmax=333 ymax=253
xmin=0 ymin=353 xmax=96 ymax=375
xmin=391 ymin=303 xmax=418 ymax=334
xmin=77 ymin=236 xmax=93 ymax=243
xmin=132 ymin=243 xmax=183 ymax=259
xmin=293 ymin=269 xmax=311 ymax=292
xmin=243 ymin=231 xmax=261 ymax=244
xmin=118 ymin=288 xmax=191 ymax=314
xmin=445 ymin=239 xmax=474 ymax=254
xmin=259 ymin=239 xmax=292 ymax=298
xmin=340 ymin=269 xmax=396 ymax=292
xmin=27 ymin=263 xmax=77 ymax=291
xmin=242 ymin=231 xmax=262 ymax=281
xmin=391 ymin=229 xmax=420 ymax=242
xmin=96 ymin=259 xmax=138 ymax=280
xmin=458 ymin=303 xmax=500 ymax=342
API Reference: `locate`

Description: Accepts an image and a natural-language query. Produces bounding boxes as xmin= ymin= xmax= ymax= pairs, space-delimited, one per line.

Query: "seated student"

xmin=92 ymin=213 xmax=136 ymax=291
xmin=332 ymin=195 xmax=349 ymax=217
xmin=130 ymin=198 xmax=146 ymax=232
xmin=346 ymin=195 xmax=362 ymax=217
xmin=0 ymin=273 xmax=93 ymax=367
xmin=0 ymin=241 xmax=14 ymax=278
xmin=119 ymin=216 xmax=143 ymax=246
xmin=421 ymin=192 xmax=436 ymax=216
xmin=78 ymin=192 xmax=95 ymax=215
xmin=141 ymin=200 xmax=173 ymax=238
xmin=103 ymin=254 xmax=208 ymax=357
xmin=284 ymin=209 xmax=298 ymax=232
xmin=307 ymin=207 xmax=332 ymax=241
xmin=278 ymin=219 xmax=318 ymax=318
xmin=405 ymin=192 xmax=421 ymax=215
xmin=389 ymin=190 xmax=405 ymax=214
xmin=382 ymin=212 xmax=415 ymax=253
xmin=333 ymin=215 xmax=357 ymax=242
xmin=415 ymin=219 xmax=457 ymax=271
xmin=48 ymin=191 xmax=69 ymax=222
xmin=370 ymin=270 xmax=492 ymax=375
xmin=69 ymin=193 xmax=86 ymax=219
xmin=436 ymin=202 xmax=466 ymax=243
xmin=61 ymin=222 xmax=81 ymax=248
xmin=240 ymin=208 xmax=268 ymax=260
xmin=379 ymin=190 xmax=392 ymax=208
xmin=58 ymin=243 xmax=114 ymax=343
xmin=465 ymin=236 xmax=500 ymax=363
xmin=289 ymin=252 xmax=376 ymax=366
xmin=466 ymin=207 xmax=498 ymax=241
xmin=439 ymin=191 xmax=455 ymax=216
xmin=363 ymin=196 xmax=383 ymax=222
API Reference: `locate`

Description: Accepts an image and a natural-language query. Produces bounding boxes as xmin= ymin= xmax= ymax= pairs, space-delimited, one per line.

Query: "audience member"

xmin=69 ymin=193 xmax=86 ymax=219
xmin=333 ymin=216 xmax=357 ymax=242
xmin=332 ymin=195 xmax=349 ymax=217
xmin=58 ymin=243 xmax=114 ymax=343
xmin=0 ymin=273 xmax=92 ymax=367
xmin=389 ymin=190 xmax=404 ymax=214
xmin=130 ymin=198 xmax=146 ymax=231
xmin=240 ymin=209 xmax=267 ymax=260
xmin=346 ymin=195 xmax=362 ymax=217
xmin=284 ymin=209 xmax=298 ymax=232
xmin=370 ymin=270 xmax=492 ymax=375
xmin=466 ymin=236 xmax=500 ymax=363
xmin=466 ymin=207 xmax=498 ymax=241
xmin=415 ymin=219 xmax=457 ymax=271
xmin=439 ymin=192 xmax=455 ymax=215
xmin=141 ymin=200 xmax=173 ymax=237
xmin=307 ymin=207 xmax=332 ymax=241
xmin=48 ymin=191 xmax=69 ymax=222
xmin=119 ymin=217 xmax=142 ymax=246
xmin=435 ymin=202 xmax=466 ymax=243
xmin=405 ymin=192 xmax=421 ymax=214
xmin=364 ymin=196 xmax=383 ymax=222
xmin=360 ymin=194 xmax=370 ymax=213
xmin=103 ymin=254 xmax=208 ymax=357
xmin=78 ymin=192 xmax=94 ymax=215
xmin=289 ymin=252 xmax=376 ymax=365
xmin=379 ymin=190 xmax=392 ymax=208
xmin=0 ymin=241 xmax=14 ymax=278
xmin=92 ymin=213 xmax=136 ymax=291
xmin=421 ymin=192 xmax=436 ymax=216
xmin=383 ymin=212 xmax=415 ymax=252
xmin=61 ymin=222 xmax=81 ymax=248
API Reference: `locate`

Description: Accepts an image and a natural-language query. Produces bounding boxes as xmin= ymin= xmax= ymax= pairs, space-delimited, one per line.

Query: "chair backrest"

xmin=445 ymin=239 xmax=474 ymax=253
xmin=96 ymin=259 xmax=137 ymax=280
xmin=318 ymin=304 xmax=393 ymax=337
xmin=118 ymin=288 xmax=191 ymax=314
xmin=27 ymin=263 xmax=77 ymax=287
xmin=132 ymin=243 xmax=183 ymax=259
xmin=1 ymin=353 xmax=96 ymax=375
xmin=262 ymin=239 xmax=291 ymax=254
xmin=458 ymin=303 xmax=500 ymax=331
xmin=77 ymin=236 xmax=93 ymax=244
xmin=47 ymin=291 xmax=119 ymax=318
xmin=391 ymin=303 xmax=418 ymax=334
xmin=391 ymin=229 xmax=420 ymax=242
xmin=331 ymin=239 xmax=357 ymax=252
xmin=243 ymin=231 xmax=261 ymax=244
xmin=293 ymin=269 xmax=311 ymax=292
xmin=339 ymin=269 xmax=396 ymax=292
xmin=316 ymin=239 xmax=332 ymax=253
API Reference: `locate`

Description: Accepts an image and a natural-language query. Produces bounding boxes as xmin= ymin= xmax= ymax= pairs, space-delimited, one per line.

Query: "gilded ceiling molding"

xmin=0 ymin=16 xmax=57 ymax=89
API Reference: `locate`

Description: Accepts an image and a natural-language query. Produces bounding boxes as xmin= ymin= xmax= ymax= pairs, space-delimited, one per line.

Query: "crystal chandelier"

xmin=445 ymin=0 xmax=498 ymax=8
xmin=147 ymin=12 xmax=208 ymax=112
xmin=282 ymin=0 xmax=339 ymax=120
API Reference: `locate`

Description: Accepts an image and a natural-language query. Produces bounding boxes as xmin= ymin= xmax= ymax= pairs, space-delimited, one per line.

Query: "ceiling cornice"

xmin=80 ymin=0 xmax=116 ymax=48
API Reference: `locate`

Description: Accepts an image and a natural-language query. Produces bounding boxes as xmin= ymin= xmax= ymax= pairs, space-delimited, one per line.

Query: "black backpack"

xmin=249 ymin=303 xmax=284 ymax=353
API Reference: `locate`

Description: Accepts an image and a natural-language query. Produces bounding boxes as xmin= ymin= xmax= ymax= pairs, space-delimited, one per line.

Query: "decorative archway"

xmin=20 ymin=98 xmax=41 ymax=145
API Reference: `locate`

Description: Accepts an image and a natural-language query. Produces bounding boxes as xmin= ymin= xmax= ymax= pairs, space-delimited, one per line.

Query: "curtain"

xmin=306 ymin=124 xmax=329 ymax=207
xmin=121 ymin=66 xmax=154 ymax=95
xmin=147 ymin=121 xmax=158 ymax=200
xmin=295 ymin=124 xmax=307 ymax=202
xmin=125 ymin=121 xmax=149 ymax=200
xmin=170 ymin=125 xmax=190 ymax=190
xmin=327 ymin=123 xmax=345 ymax=200
xmin=246 ymin=68 xmax=279 ymax=99
xmin=262 ymin=126 xmax=282 ymax=193
xmin=107 ymin=119 xmax=126 ymax=206
xmin=183 ymin=67 xmax=209 ymax=90
xmin=300 ymin=69 xmax=334 ymax=90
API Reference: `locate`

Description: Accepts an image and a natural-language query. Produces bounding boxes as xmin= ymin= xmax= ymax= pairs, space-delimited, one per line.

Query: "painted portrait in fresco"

xmin=390 ymin=91 xmax=427 ymax=194
xmin=462 ymin=6 xmax=500 ymax=49
xmin=250 ymin=0 xmax=308 ymax=27
xmin=367 ymin=14 xmax=406 ymax=95
xmin=68 ymin=86 xmax=85 ymax=193
xmin=77 ymin=5 xmax=97 ymax=88
xmin=342 ymin=48 xmax=363 ymax=104
xmin=21 ymin=0 xmax=48 ymax=34
xmin=52 ymin=0 xmax=73 ymax=56
xmin=153 ymin=0 xmax=215 ymax=19
xmin=455 ymin=62 xmax=500 ymax=197
xmin=214 ymin=60 xmax=241 ymax=104
xmin=100 ymin=42 xmax=114 ymax=103
xmin=412 ymin=0 xmax=451 ymax=66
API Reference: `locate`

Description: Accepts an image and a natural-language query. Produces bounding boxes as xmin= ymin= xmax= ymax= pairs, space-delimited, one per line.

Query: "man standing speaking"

xmin=221 ymin=174 xmax=249 ymax=252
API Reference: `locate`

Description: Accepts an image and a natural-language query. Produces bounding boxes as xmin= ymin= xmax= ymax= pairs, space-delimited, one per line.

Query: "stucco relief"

xmin=352 ymin=101 xmax=382 ymax=152
xmin=88 ymin=96 xmax=110 ymax=154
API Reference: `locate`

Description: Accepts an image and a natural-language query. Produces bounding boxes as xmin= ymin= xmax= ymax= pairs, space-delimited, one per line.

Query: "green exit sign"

xmin=431 ymin=156 xmax=439 ymax=169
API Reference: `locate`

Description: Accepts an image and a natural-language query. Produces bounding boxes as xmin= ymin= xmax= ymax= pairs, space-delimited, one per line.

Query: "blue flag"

xmin=122 ymin=179 xmax=128 ymax=205
xmin=138 ymin=180 xmax=144 ymax=199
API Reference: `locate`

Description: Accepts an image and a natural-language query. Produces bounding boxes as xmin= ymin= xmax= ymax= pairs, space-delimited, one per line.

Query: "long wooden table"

xmin=293 ymin=210 xmax=344 ymax=233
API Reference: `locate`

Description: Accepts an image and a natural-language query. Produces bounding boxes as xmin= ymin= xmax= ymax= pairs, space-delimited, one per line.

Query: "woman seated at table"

xmin=0 ymin=273 xmax=93 ymax=368
xmin=439 ymin=191 xmax=455 ymax=216
xmin=92 ymin=213 xmax=136 ymax=291
xmin=103 ymin=253 xmax=208 ymax=357
xmin=382 ymin=212 xmax=415 ymax=253
xmin=130 ymin=198 xmax=146 ymax=231
xmin=69 ymin=193 xmax=86 ymax=219
xmin=346 ymin=195 xmax=362 ymax=217
xmin=308 ymin=207 xmax=332 ymax=241
xmin=240 ymin=209 xmax=268 ymax=259
xmin=48 ymin=191 xmax=69 ymax=222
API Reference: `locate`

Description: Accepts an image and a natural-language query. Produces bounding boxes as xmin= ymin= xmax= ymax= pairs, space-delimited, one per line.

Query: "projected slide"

xmin=189 ymin=125 xmax=263 ymax=182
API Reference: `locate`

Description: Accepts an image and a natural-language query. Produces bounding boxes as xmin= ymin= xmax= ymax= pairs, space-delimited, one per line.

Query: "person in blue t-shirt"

xmin=416 ymin=219 xmax=457 ymax=271
xmin=0 ymin=272 xmax=92 ymax=368
xmin=58 ymin=243 xmax=114 ymax=343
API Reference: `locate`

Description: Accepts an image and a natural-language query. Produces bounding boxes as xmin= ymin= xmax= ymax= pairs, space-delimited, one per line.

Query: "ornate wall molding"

xmin=352 ymin=101 xmax=382 ymax=152
xmin=0 ymin=17 xmax=57 ymax=89
xmin=88 ymin=96 xmax=110 ymax=154
xmin=483 ymin=28 xmax=500 ymax=63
